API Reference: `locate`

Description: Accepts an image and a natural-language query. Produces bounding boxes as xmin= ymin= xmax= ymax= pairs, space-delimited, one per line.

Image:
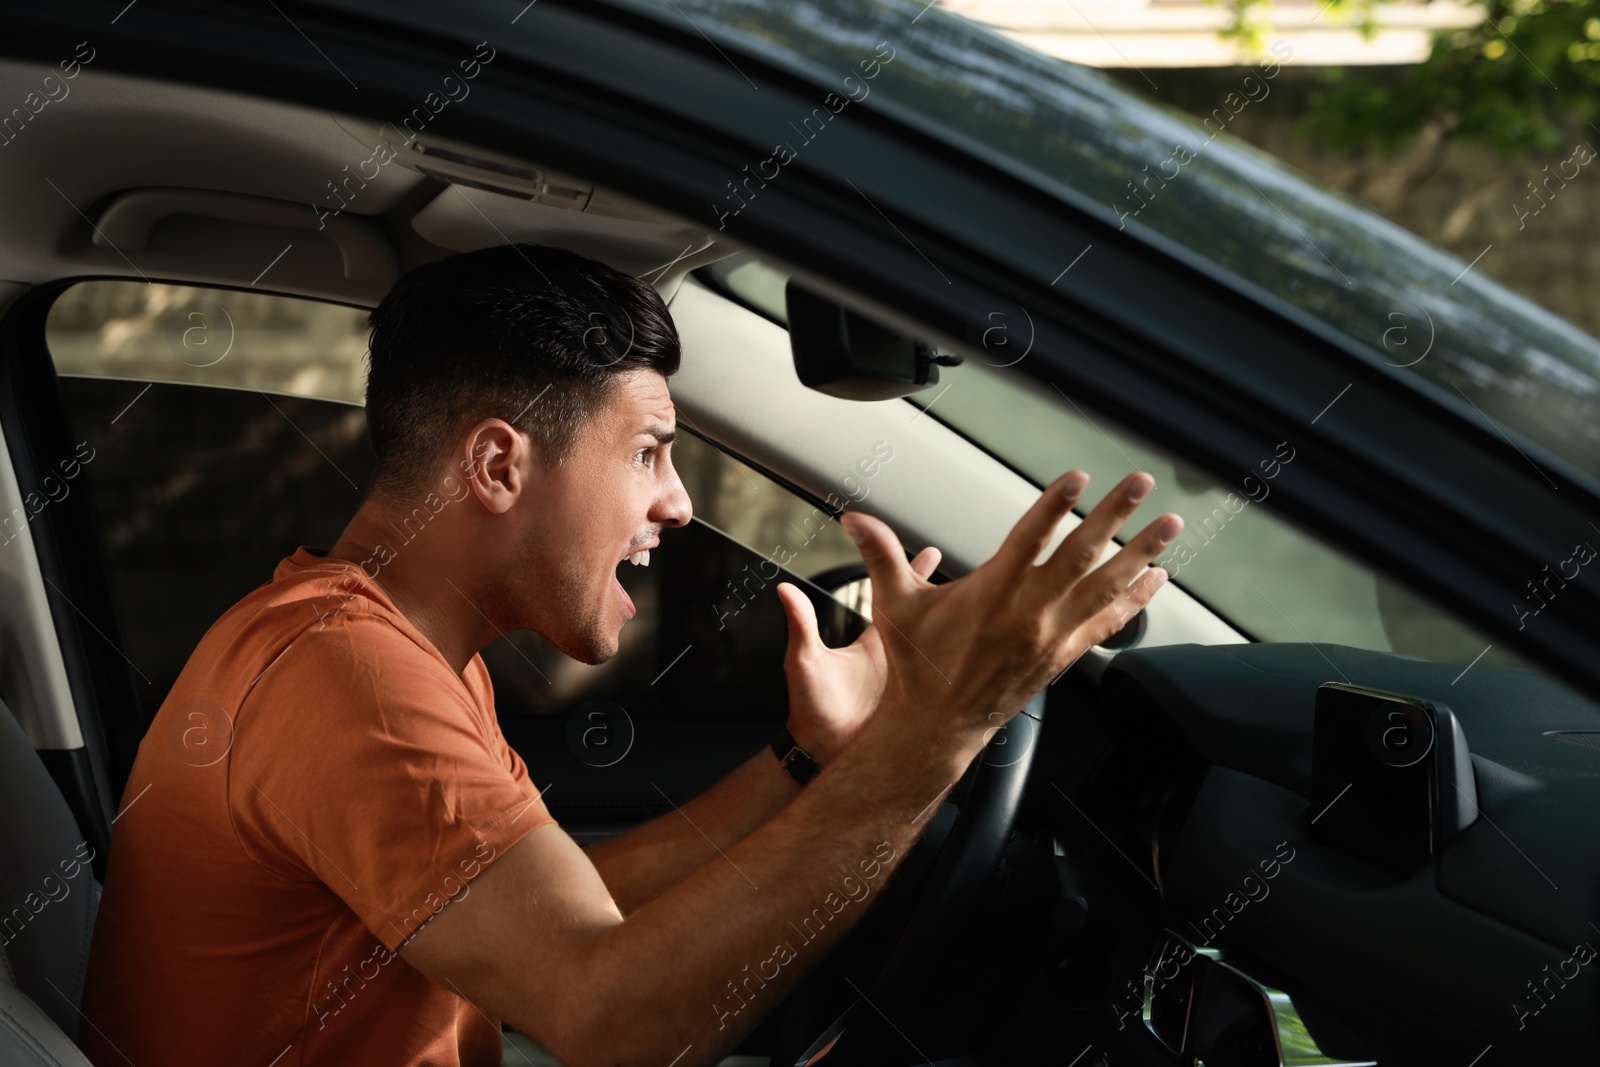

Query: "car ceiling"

xmin=0 ymin=58 xmax=725 ymax=304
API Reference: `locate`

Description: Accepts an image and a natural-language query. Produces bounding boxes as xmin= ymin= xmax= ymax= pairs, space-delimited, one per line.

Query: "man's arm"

xmin=420 ymin=712 xmax=961 ymax=1064
xmin=401 ymin=471 xmax=1179 ymax=1067
xmin=582 ymin=746 xmax=799 ymax=915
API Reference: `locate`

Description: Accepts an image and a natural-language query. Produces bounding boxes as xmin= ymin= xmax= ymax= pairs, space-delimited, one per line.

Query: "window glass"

xmin=920 ymin=359 xmax=1523 ymax=667
xmin=47 ymin=280 xmax=370 ymax=401
xmin=45 ymin=281 xmax=866 ymax=733
xmin=648 ymin=0 xmax=1600 ymax=489
xmin=699 ymin=255 xmax=1522 ymax=668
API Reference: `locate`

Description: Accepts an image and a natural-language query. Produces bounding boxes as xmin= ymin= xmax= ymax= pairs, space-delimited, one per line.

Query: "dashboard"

xmin=1038 ymin=641 xmax=1600 ymax=1065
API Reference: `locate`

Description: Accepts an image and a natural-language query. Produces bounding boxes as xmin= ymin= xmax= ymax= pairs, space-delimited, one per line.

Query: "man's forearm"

xmin=554 ymin=707 xmax=973 ymax=1067
xmin=584 ymin=742 xmax=801 ymax=914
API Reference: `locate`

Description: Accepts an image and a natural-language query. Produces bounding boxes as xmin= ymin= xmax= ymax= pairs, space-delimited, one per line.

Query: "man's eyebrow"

xmin=639 ymin=424 xmax=676 ymax=444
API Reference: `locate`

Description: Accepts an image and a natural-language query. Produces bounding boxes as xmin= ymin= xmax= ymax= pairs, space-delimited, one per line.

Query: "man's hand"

xmin=840 ymin=470 xmax=1181 ymax=772
xmin=775 ymin=546 xmax=941 ymax=765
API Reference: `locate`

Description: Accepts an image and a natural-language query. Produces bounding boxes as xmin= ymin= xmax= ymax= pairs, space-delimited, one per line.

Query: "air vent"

xmin=1545 ymin=730 xmax=1600 ymax=752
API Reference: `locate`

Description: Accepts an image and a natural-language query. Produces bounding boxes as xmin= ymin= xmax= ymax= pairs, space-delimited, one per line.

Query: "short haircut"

xmin=363 ymin=243 xmax=681 ymax=501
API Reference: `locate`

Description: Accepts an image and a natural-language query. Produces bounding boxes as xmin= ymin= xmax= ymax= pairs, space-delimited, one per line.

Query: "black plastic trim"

xmin=35 ymin=747 xmax=109 ymax=881
xmin=0 ymin=280 xmax=130 ymax=858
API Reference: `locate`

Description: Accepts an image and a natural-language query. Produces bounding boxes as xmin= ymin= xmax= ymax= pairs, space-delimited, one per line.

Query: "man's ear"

xmin=457 ymin=419 xmax=530 ymax=515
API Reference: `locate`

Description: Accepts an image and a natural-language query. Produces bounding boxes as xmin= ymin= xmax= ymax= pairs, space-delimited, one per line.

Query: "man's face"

xmin=499 ymin=369 xmax=692 ymax=664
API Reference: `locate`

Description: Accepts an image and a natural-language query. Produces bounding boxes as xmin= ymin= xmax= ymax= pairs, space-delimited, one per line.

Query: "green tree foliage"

xmin=1225 ymin=0 xmax=1600 ymax=154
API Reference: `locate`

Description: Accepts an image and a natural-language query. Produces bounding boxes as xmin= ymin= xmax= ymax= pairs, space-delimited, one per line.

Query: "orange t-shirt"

xmin=79 ymin=546 xmax=557 ymax=1067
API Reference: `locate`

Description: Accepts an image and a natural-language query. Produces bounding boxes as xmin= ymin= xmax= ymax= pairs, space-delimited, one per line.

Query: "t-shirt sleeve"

xmin=230 ymin=611 xmax=558 ymax=952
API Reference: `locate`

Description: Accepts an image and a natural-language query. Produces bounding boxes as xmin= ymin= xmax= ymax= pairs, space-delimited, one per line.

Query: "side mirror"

xmin=786 ymin=281 xmax=960 ymax=400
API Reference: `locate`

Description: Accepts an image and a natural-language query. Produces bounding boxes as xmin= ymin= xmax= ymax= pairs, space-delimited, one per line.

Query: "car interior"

xmin=0 ymin=28 xmax=1596 ymax=1067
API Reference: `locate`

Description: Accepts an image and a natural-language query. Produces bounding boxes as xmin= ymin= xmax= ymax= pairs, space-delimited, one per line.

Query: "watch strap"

xmin=771 ymin=726 xmax=822 ymax=786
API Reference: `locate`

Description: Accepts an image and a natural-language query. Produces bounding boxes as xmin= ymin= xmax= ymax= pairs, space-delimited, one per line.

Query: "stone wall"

xmin=1108 ymin=66 xmax=1600 ymax=339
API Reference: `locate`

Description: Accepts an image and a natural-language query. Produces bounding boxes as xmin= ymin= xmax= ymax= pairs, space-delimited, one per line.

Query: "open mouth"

xmin=611 ymin=569 xmax=636 ymax=618
xmin=613 ymin=541 xmax=657 ymax=619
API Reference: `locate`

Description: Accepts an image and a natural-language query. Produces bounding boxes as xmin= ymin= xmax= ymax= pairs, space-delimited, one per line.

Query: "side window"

xmin=44 ymin=280 xmax=865 ymax=738
xmin=47 ymin=280 xmax=370 ymax=400
xmin=702 ymin=254 xmax=1519 ymax=669
xmin=46 ymin=282 xmax=378 ymax=729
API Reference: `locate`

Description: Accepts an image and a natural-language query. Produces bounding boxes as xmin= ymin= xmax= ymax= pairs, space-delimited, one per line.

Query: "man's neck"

xmin=325 ymin=506 xmax=488 ymax=680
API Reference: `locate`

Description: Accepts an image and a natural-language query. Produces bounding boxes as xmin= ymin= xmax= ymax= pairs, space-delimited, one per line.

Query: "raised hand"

xmin=775 ymin=545 xmax=942 ymax=765
xmin=838 ymin=470 xmax=1182 ymax=770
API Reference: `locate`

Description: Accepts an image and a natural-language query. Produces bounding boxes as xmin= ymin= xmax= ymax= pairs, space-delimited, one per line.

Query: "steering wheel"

xmin=783 ymin=681 xmax=1047 ymax=1066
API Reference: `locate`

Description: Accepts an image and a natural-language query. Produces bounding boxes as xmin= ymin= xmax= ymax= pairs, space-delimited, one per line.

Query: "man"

xmin=79 ymin=244 xmax=1181 ymax=1066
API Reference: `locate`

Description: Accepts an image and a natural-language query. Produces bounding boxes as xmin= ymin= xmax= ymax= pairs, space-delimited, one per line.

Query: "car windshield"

xmin=627 ymin=0 xmax=1600 ymax=494
xmin=706 ymin=254 xmax=1522 ymax=668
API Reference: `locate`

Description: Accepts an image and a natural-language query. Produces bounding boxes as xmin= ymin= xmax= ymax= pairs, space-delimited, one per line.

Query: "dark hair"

xmin=363 ymin=243 xmax=681 ymax=501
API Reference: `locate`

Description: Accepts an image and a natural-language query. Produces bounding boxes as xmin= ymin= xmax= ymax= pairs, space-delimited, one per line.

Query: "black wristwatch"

xmin=771 ymin=726 xmax=822 ymax=786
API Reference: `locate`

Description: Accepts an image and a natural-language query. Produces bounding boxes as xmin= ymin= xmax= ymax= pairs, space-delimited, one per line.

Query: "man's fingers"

xmin=839 ymin=511 xmax=918 ymax=601
xmin=1075 ymin=566 xmax=1170 ymax=648
xmin=1055 ymin=509 xmax=1179 ymax=627
xmin=910 ymin=545 xmax=942 ymax=582
xmin=1043 ymin=472 xmax=1156 ymax=583
xmin=775 ymin=582 xmax=820 ymax=657
xmin=992 ymin=470 xmax=1092 ymax=580
xmin=1091 ymin=512 xmax=1184 ymax=593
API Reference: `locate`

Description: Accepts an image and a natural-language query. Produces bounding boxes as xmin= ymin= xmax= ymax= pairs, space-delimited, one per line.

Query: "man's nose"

xmin=653 ymin=472 xmax=692 ymax=529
